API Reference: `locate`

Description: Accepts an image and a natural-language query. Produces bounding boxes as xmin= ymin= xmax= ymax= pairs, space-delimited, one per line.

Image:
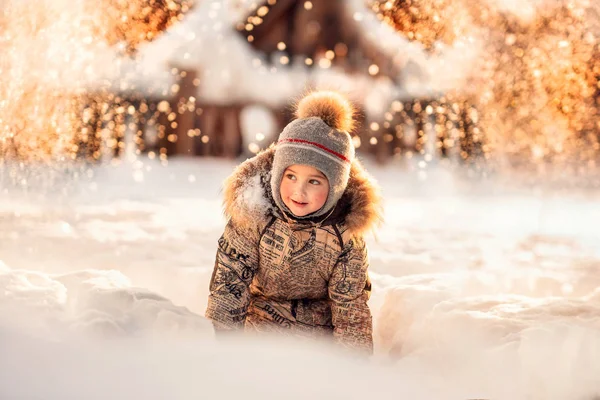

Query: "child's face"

xmin=280 ymin=164 xmax=329 ymax=217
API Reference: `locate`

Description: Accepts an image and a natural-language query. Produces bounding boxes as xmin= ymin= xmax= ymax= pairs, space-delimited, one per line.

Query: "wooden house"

xmin=78 ymin=0 xmax=484 ymax=164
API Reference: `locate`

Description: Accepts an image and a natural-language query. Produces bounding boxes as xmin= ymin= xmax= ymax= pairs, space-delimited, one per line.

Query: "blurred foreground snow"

xmin=1 ymin=157 xmax=600 ymax=400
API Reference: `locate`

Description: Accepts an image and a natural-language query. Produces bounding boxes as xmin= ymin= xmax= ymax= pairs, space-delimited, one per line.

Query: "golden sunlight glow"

xmin=371 ymin=0 xmax=600 ymax=172
xmin=0 ymin=0 xmax=192 ymax=163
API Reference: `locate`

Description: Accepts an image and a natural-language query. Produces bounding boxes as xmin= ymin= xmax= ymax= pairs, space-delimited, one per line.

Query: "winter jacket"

xmin=205 ymin=146 xmax=382 ymax=353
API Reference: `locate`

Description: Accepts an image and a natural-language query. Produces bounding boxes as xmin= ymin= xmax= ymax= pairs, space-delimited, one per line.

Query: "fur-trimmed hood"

xmin=222 ymin=146 xmax=383 ymax=237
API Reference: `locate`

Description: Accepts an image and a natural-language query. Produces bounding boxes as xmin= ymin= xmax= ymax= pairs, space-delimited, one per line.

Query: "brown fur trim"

xmin=222 ymin=146 xmax=382 ymax=236
xmin=295 ymin=91 xmax=355 ymax=132
xmin=341 ymin=159 xmax=383 ymax=237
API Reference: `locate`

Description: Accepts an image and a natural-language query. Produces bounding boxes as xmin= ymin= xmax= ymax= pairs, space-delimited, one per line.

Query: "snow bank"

xmin=2 ymin=158 xmax=600 ymax=399
xmin=372 ymin=272 xmax=600 ymax=398
xmin=0 ymin=264 xmax=211 ymax=339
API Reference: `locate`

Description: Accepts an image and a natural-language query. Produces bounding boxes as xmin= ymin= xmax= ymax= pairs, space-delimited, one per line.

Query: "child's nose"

xmin=294 ymin=183 xmax=307 ymax=196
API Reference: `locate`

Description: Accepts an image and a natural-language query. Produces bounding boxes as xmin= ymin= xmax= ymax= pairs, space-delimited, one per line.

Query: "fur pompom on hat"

xmin=270 ymin=91 xmax=356 ymax=219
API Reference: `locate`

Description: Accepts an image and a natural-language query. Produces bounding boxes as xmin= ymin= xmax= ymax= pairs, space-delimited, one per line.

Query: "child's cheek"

xmin=280 ymin=181 xmax=290 ymax=199
xmin=314 ymin=188 xmax=328 ymax=206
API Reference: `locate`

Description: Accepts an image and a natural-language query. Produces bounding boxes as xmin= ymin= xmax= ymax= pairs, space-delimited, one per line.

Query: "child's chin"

xmin=287 ymin=203 xmax=312 ymax=217
xmin=291 ymin=208 xmax=310 ymax=217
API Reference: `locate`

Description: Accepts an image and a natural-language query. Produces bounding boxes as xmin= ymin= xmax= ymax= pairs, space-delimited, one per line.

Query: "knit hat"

xmin=270 ymin=91 xmax=356 ymax=219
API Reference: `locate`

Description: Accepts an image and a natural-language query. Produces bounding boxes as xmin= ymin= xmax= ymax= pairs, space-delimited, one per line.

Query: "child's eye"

xmin=309 ymin=179 xmax=321 ymax=185
xmin=286 ymin=173 xmax=296 ymax=180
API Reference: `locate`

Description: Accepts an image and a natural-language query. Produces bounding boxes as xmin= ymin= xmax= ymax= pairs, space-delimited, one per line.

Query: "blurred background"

xmin=1 ymin=0 xmax=599 ymax=183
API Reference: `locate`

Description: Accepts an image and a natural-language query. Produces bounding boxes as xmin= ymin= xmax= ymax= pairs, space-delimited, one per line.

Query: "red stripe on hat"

xmin=277 ymin=138 xmax=350 ymax=163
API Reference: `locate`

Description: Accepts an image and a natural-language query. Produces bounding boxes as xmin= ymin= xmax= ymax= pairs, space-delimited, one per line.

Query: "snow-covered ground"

xmin=1 ymin=157 xmax=600 ymax=399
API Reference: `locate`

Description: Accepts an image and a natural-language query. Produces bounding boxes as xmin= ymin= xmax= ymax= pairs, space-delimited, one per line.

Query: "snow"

xmin=239 ymin=173 xmax=271 ymax=215
xmin=1 ymin=334 xmax=440 ymax=400
xmin=0 ymin=266 xmax=210 ymax=339
xmin=1 ymin=156 xmax=600 ymax=399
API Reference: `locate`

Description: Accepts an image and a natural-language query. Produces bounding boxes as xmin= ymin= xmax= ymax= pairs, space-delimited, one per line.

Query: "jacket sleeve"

xmin=328 ymin=235 xmax=373 ymax=354
xmin=205 ymin=220 xmax=260 ymax=331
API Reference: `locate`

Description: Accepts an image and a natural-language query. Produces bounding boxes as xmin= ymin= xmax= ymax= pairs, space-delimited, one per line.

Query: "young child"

xmin=205 ymin=91 xmax=382 ymax=354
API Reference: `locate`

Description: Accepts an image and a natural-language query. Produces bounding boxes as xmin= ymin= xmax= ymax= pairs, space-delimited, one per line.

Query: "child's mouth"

xmin=291 ymin=199 xmax=308 ymax=207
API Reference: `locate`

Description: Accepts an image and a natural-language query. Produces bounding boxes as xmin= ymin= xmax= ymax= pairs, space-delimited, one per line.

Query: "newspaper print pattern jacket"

xmin=205 ymin=146 xmax=382 ymax=353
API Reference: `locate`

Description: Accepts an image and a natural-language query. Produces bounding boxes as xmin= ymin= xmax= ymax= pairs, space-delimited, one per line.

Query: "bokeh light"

xmin=371 ymin=0 xmax=600 ymax=177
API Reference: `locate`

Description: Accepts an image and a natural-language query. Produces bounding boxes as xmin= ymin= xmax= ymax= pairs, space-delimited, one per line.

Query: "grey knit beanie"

xmin=270 ymin=91 xmax=356 ymax=219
